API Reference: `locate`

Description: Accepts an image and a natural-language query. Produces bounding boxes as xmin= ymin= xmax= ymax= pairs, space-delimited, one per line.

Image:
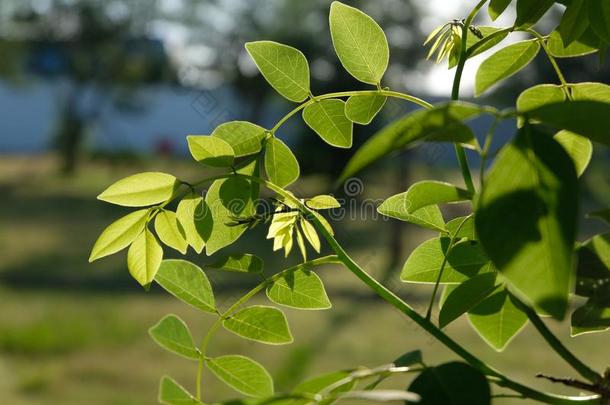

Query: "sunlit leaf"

xmin=401 ymin=180 xmax=473 ymax=213
xmin=208 ymin=254 xmax=264 ymax=274
xmin=154 ymin=210 xmax=188 ymax=254
xmin=211 ymin=121 xmax=266 ymax=157
xmin=89 ymin=209 xmax=150 ymax=262
xmin=159 ymin=376 xmax=201 ymax=405
xmin=245 ymin=41 xmax=310 ymax=102
xmin=306 ymin=195 xmax=341 ymax=210
xmin=264 ymin=137 xmax=300 ymax=187
xmin=554 ymin=130 xmax=593 ymax=177
xmin=223 ymin=305 xmax=293 ymax=345
xmin=515 ymin=0 xmax=554 ymax=28
xmin=155 ymin=259 xmax=216 ymax=313
xmin=97 ymin=172 xmax=178 ymax=207
xmin=329 ymin=1 xmax=389 ymax=84
xmin=547 ymin=29 xmax=601 ymax=58
xmin=303 ymin=99 xmax=353 ymax=148
xmin=266 ymin=268 xmax=331 ymax=310
xmin=488 ymin=0 xmax=512 ymax=21
xmin=206 ymin=355 xmax=274 ymax=398
xmin=345 ymin=94 xmax=386 ymax=125
xmin=187 ymin=136 xmax=235 ymax=167
xmin=439 ymin=273 xmax=500 ymax=328
xmin=378 ymin=196 xmax=446 ymax=233
xmin=176 ymin=194 xmax=212 ymax=254
xmin=149 ymin=314 xmax=199 ymax=360
xmin=445 ymin=216 xmax=476 ymax=240
xmin=128 ymin=228 xmax=163 ymax=286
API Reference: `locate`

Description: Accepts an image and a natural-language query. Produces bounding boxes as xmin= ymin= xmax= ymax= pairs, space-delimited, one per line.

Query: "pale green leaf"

xmin=554 ymin=130 xmax=593 ymax=177
xmin=155 ymin=259 xmax=216 ymax=313
xmin=303 ymin=99 xmax=353 ymax=148
xmin=402 ymin=180 xmax=472 ymax=213
xmin=409 ymin=362 xmax=490 ymax=405
xmin=468 ymin=290 xmax=528 ymax=351
xmin=489 ymin=0 xmax=512 ymax=20
xmin=149 ymin=314 xmax=198 ymax=359
xmin=266 ymin=268 xmax=331 ymax=310
xmin=211 ymin=121 xmax=266 ymax=157
xmin=306 ymin=195 xmax=340 ymax=210
xmin=296 ymin=227 xmax=307 ymax=261
xmin=245 ymin=41 xmax=310 ymax=103
xmin=187 ymin=136 xmax=235 ymax=167
xmin=208 ymin=254 xmax=264 ymax=274
xmin=401 ymin=238 xmax=494 ymax=284
xmin=340 ymin=102 xmax=484 ymax=181
xmin=159 ymin=376 xmax=201 ymax=405
xmin=345 ymin=94 xmax=386 ymax=125
xmin=300 ymin=218 xmax=321 ymax=253
xmin=223 ymin=305 xmax=293 ymax=345
xmin=128 ymin=228 xmax=163 ymax=286
xmin=377 ymin=195 xmax=446 ymax=233
xmin=515 ymin=0 xmax=554 ymax=28
xmin=558 ymin=0 xmax=589 ymax=45
xmin=449 ymin=27 xmax=509 ymax=69
xmin=547 ymin=29 xmax=601 ymax=58
xmin=589 ymin=0 xmax=610 ymax=44
xmin=445 ymin=216 xmax=476 ymax=240
xmin=89 ymin=209 xmax=150 ymax=262
xmin=176 ymin=194 xmax=212 ymax=254
xmin=571 ymin=82 xmax=610 ymax=103
xmin=264 ymin=137 xmax=300 ymax=187
xmin=516 ymin=84 xmax=566 ymax=112
xmin=524 ymin=101 xmax=610 ymax=147
xmin=475 ymin=40 xmax=540 ymax=96
xmin=155 ymin=210 xmax=188 ymax=254
xmin=476 ymin=127 xmax=578 ymax=319
xmin=329 ymin=1 xmax=389 ymax=84
xmin=206 ymin=355 xmax=274 ymax=398
xmin=439 ymin=273 xmax=500 ymax=328
xmin=97 ymin=172 xmax=178 ymax=207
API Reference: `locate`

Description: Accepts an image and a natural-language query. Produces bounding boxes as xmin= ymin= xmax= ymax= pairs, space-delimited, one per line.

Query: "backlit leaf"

xmin=489 ymin=0 xmax=512 ymax=21
xmin=176 ymin=194 xmax=212 ymax=254
xmin=401 ymin=238 xmax=494 ymax=284
xmin=547 ymin=29 xmax=601 ymax=58
xmin=154 ymin=210 xmax=188 ymax=254
xmin=155 ymin=259 xmax=216 ymax=313
xmin=378 ymin=197 xmax=446 ymax=233
xmin=303 ymin=99 xmax=353 ymax=148
xmin=223 ymin=305 xmax=293 ymax=345
xmin=97 ymin=172 xmax=178 ymax=207
xmin=266 ymin=268 xmax=331 ymax=310
xmin=128 ymin=228 xmax=163 ymax=286
xmin=439 ymin=273 xmax=500 ymax=328
xmin=558 ymin=0 xmax=589 ymax=45
xmin=554 ymin=130 xmax=593 ymax=177
xmin=516 ymin=84 xmax=565 ymax=112
xmin=515 ymin=0 xmax=554 ymax=28
xmin=300 ymin=218 xmax=321 ymax=253
xmin=187 ymin=136 xmax=234 ymax=167
xmin=208 ymin=254 xmax=264 ymax=274
xmin=306 ymin=195 xmax=341 ymax=210
xmin=475 ymin=40 xmax=540 ymax=96
xmin=206 ymin=355 xmax=274 ymax=398
xmin=445 ymin=216 xmax=476 ymax=240
xmin=89 ymin=209 xmax=150 ymax=262
xmin=211 ymin=121 xmax=266 ymax=157
xmin=159 ymin=376 xmax=201 ymax=405
xmin=245 ymin=41 xmax=310 ymax=102
xmin=476 ymin=127 xmax=578 ymax=319
xmin=329 ymin=2 xmax=389 ymax=84
xmin=149 ymin=314 xmax=199 ymax=360
xmin=468 ymin=289 xmax=528 ymax=351
xmin=264 ymin=137 xmax=300 ymax=187
xmin=401 ymin=180 xmax=472 ymax=213
xmin=345 ymin=94 xmax=386 ymax=125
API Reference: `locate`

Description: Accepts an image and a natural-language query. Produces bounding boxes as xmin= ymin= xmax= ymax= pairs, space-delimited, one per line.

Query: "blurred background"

xmin=0 ymin=1 xmax=609 ymax=404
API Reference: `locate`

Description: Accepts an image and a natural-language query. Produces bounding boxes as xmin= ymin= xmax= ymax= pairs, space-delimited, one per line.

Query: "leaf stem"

xmin=510 ymin=293 xmax=602 ymax=383
xmin=526 ymin=29 xmax=569 ymax=88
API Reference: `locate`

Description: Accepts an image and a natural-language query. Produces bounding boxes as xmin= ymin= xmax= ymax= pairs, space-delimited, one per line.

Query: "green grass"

xmin=0 ymin=155 xmax=608 ymax=404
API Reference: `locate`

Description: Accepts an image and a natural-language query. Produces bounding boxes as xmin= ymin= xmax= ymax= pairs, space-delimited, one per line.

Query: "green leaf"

xmin=408 ymin=362 xmax=491 ymax=405
xmin=589 ymin=0 xmax=610 ymax=44
xmin=516 ymin=84 xmax=566 ymax=112
xmin=176 ymin=194 xmax=213 ymax=254
xmin=206 ymin=355 xmax=274 ymax=398
xmin=295 ymin=227 xmax=307 ymax=261
xmin=223 ymin=305 xmax=293 ymax=345
xmin=439 ymin=273 xmax=500 ymax=328
xmin=344 ymin=94 xmax=386 ymax=125
xmin=245 ymin=41 xmax=310 ymax=103
xmin=468 ymin=290 xmax=528 ymax=351
xmin=128 ymin=228 xmax=163 ymax=286
xmin=211 ymin=121 xmax=266 ymax=157
xmin=571 ymin=82 xmax=610 ymax=102
xmin=264 ymin=137 xmax=300 ymax=187
xmin=206 ymin=158 xmax=260 ymax=255
xmin=489 ymin=0 xmax=512 ymax=20
xmin=340 ymin=102 xmax=483 ymax=181
xmin=89 ymin=209 xmax=150 ymax=262
xmin=159 ymin=376 xmax=201 ymax=405
xmin=575 ymin=234 xmax=610 ymax=301
xmin=266 ymin=268 xmax=331 ymax=310
xmin=378 ymin=197 xmax=446 ymax=233
xmin=401 ymin=180 xmax=472 ymax=213
xmin=302 ymin=99 xmax=353 ymax=148
xmin=515 ymin=0 xmax=554 ymax=28
xmin=306 ymin=195 xmax=341 ymax=210
xmin=187 ymin=136 xmax=235 ymax=167
xmin=97 ymin=172 xmax=178 ymax=207
xmin=149 ymin=314 xmax=199 ymax=360
xmin=475 ymin=40 xmax=540 ymax=96
xmin=571 ymin=300 xmax=610 ymax=336
xmin=155 ymin=259 xmax=216 ymax=313
xmin=476 ymin=127 xmax=578 ymax=319
xmin=401 ymin=238 xmax=494 ymax=284
xmin=524 ymin=101 xmax=610 ymax=147
xmin=558 ymin=0 xmax=589 ymax=45
xmin=547 ymin=29 xmax=601 ymax=58
xmin=449 ymin=27 xmax=509 ymax=69
xmin=554 ymin=130 xmax=593 ymax=177
xmin=329 ymin=1 xmax=389 ymax=84
xmin=445 ymin=216 xmax=476 ymax=240
xmin=208 ymin=254 xmax=264 ymax=274
xmin=300 ymin=218 xmax=321 ymax=253
xmin=155 ymin=210 xmax=188 ymax=254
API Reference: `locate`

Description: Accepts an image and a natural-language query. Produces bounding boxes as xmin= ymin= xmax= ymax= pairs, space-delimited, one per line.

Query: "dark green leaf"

xmin=439 ymin=273 xmax=500 ymax=328
xmin=393 ymin=350 xmax=423 ymax=367
xmin=149 ymin=314 xmax=199 ymax=360
xmin=571 ymin=300 xmax=610 ymax=336
xmin=558 ymin=0 xmax=589 ymax=45
xmin=408 ymin=362 xmax=491 ymax=405
xmin=589 ymin=0 xmax=610 ymax=44
xmin=515 ymin=0 xmax=554 ymax=28
xmin=489 ymin=0 xmax=512 ymax=21
xmin=587 ymin=209 xmax=610 ymax=225
xmin=156 ymin=260 xmax=216 ymax=313
xmin=554 ymin=130 xmax=593 ymax=177
xmin=575 ymin=234 xmax=610 ymax=302
xmin=476 ymin=127 xmax=578 ymax=319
